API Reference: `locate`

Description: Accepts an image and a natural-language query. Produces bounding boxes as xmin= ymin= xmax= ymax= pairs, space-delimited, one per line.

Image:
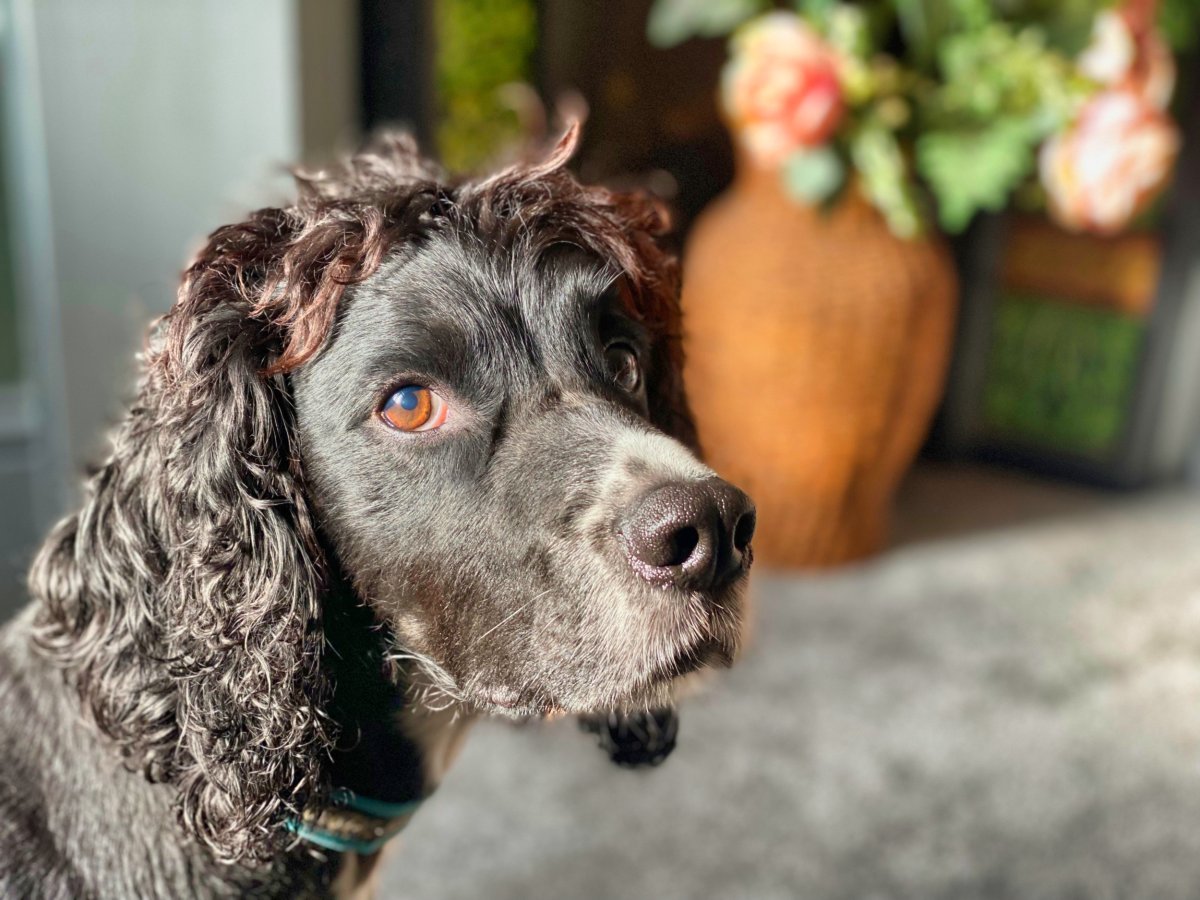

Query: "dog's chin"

xmin=467 ymin=633 xmax=738 ymax=720
xmin=430 ymin=571 xmax=748 ymax=719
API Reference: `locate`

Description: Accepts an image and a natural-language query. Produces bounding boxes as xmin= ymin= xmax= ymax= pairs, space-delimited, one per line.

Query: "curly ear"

xmin=31 ymin=247 xmax=330 ymax=863
xmin=607 ymin=190 xmax=699 ymax=454
xmin=29 ymin=137 xmax=438 ymax=864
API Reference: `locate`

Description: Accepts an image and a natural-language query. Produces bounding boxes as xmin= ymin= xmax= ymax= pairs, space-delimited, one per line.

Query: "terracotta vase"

xmin=682 ymin=163 xmax=958 ymax=567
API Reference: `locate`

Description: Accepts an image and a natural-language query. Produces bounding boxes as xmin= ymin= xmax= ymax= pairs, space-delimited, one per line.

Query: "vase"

xmin=681 ymin=163 xmax=958 ymax=567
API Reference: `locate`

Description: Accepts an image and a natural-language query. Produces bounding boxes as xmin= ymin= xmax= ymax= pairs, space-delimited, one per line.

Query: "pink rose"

xmin=1040 ymin=89 xmax=1179 ymax=234
xmin=1078 ymin=7 xmax=1175 ymax=109
xmin=721 ymin=13 xmax=844 ymax=167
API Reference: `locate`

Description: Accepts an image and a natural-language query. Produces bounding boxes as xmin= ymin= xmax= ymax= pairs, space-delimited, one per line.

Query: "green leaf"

xmin=781 ymin=147 xmax=846 ymax=205
xmin=891 ymin=0 xmax=937 ymax=67
xmin=916 ymin=120 xmax=1038 ymax=232
xmin=893 ymin=0 xmax=991 ymax=70
xmin=850 ymin=124 xmax=925 ymax=238
xmin=926 ymin=23 xmax=1084 ymax=136
xmin=825 ymin=3 xmax=873 ymax=58
xmin=996 ymin=0 xmax=1116 ymax=55
xmin=1159 ymin=0 xmax=1200 ymax=51
xmin=794 ymin=0 xmax=837 ymax=28
xmin=646 ymin=0 xmax=766 ymax=47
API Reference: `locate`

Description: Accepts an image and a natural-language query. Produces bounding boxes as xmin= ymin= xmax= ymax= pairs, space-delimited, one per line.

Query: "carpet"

xmin=382 ymin=488 xmax=1200 ymax=899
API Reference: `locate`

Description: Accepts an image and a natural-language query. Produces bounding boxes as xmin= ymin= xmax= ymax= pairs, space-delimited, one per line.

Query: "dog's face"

xmin=293 ymin=232 xmax=754 ymax=716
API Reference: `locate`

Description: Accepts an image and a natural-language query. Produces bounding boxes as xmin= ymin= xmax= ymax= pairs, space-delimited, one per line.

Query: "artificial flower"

xmin=1078 ymin=7 xmax=1175 ymax=109
xmin=1040 ymin=88 xmax=1179 ymax=234
xmin=721 ymin=12 xmax=844 ymax=167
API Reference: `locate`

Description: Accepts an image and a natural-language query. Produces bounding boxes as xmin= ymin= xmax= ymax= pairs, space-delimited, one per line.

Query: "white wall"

xmin=33 ymin=0 xmax=306 ymax=473
xmin=0 ymin=0 xmax=356 ymax=618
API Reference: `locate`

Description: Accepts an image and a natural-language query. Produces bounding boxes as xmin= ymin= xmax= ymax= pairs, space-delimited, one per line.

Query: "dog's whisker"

xmin=466 ymin=588 xmax=551 ymax=651
xmin=386 ymin=647 xmax=468 ymax=711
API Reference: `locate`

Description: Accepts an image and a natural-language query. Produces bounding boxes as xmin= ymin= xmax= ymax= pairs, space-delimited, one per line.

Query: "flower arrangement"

xmin=648 ymin=0 xmax=1195 ymax=237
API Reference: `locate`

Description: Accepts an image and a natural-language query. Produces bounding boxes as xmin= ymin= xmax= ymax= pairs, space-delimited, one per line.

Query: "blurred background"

xmin=4 ymin=0 xmax=1200 ymax=896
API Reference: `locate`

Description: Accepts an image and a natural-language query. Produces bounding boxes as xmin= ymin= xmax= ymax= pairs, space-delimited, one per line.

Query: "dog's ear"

xmin=30 ymin=138 xmax=438 ymax=864
xmin=607 ymin=192 xmax=699 ymax=454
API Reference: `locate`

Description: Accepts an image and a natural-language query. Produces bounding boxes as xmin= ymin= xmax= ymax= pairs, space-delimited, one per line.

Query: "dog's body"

xmin=0 ymin=606 xmax=318 ymax=897
xmin=0 ymin=598 xmax=474 ymax=898
xmin=0 ymin=128 xmax=753 ymax=898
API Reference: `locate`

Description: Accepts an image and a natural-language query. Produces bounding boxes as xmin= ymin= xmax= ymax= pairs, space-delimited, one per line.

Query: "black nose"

xmin=621 ymin=477 xmax=756 ymax=591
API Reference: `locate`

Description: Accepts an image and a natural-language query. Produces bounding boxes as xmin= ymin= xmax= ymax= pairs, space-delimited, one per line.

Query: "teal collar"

xmin=287 ymin=788 xmax=423 ymax=855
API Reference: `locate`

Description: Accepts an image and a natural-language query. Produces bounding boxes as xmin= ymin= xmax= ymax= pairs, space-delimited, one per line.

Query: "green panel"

xmin=435 ymin=0 xmax=537 ymax=173
xmin=981 ymin=293 xmax=1144 ymax=457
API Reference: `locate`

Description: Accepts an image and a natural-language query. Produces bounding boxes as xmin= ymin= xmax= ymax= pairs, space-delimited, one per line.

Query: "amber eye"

xmin=604 ymin=343 xmax=641 ymax=393
xmin=380 ymin=385 xmax=447 ymax=432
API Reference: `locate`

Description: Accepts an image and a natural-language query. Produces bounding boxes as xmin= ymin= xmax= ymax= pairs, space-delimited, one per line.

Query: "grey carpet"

xmin=382 ymin=490 xmax=1200 ymax=900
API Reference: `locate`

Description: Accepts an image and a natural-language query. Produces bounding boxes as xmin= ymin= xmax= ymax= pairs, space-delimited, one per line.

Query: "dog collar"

xmin=286 ymin=788 xmax=423 ymax=855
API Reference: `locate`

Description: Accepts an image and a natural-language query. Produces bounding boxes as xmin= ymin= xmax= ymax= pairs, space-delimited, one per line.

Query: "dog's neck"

xmin=322 ymin=594 xmax=426 ymax=805
xmin=307 ymin=587 xmax=474 ymax=855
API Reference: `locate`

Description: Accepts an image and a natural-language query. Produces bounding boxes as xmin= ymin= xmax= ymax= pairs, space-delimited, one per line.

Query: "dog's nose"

xmin=621 ymin=477 xmax=756 ymax=591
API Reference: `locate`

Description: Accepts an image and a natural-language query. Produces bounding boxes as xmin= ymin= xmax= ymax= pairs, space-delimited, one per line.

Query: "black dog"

xmin=0 ymin=125 xmax=754 ymax=898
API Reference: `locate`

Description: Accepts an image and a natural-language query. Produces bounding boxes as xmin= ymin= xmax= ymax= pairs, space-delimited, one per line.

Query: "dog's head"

xmin=292 ymin=133 xmax=753 ymax=716
xmin=30 ymin=125 xmax=753 ymax=861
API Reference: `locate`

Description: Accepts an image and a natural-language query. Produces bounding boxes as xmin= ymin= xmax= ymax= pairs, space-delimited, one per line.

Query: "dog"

xmin=0 ymin=124 xmax=755 ymax=898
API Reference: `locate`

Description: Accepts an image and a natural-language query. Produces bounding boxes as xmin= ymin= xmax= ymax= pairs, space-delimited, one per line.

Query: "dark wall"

xmin=539 ymin=0 xmax=733 ymax=235
xmin=357 ymin=0 xmax=734 ymax=236
xmin=360 ymin=0 xmax=434 ymax=144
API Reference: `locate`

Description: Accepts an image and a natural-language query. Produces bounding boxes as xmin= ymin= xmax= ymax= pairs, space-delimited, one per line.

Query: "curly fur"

xmin=23 ymin=123 xmax=696 ymax=867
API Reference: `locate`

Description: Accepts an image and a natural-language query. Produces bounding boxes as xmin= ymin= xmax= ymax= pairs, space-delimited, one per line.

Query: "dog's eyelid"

xmin=599 ymin=328 xmax=650 ymax=367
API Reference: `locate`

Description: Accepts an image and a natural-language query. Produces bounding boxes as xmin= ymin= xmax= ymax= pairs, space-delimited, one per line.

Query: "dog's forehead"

xmin=338 ymin=231 xmax=619 ymax=351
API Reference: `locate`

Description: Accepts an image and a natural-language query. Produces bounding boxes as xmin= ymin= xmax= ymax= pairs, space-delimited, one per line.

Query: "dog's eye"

xmin=380 ymin=385 xmax=447 ymax=432
xmin=604 ymin=343 xmax=641 ymax=393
